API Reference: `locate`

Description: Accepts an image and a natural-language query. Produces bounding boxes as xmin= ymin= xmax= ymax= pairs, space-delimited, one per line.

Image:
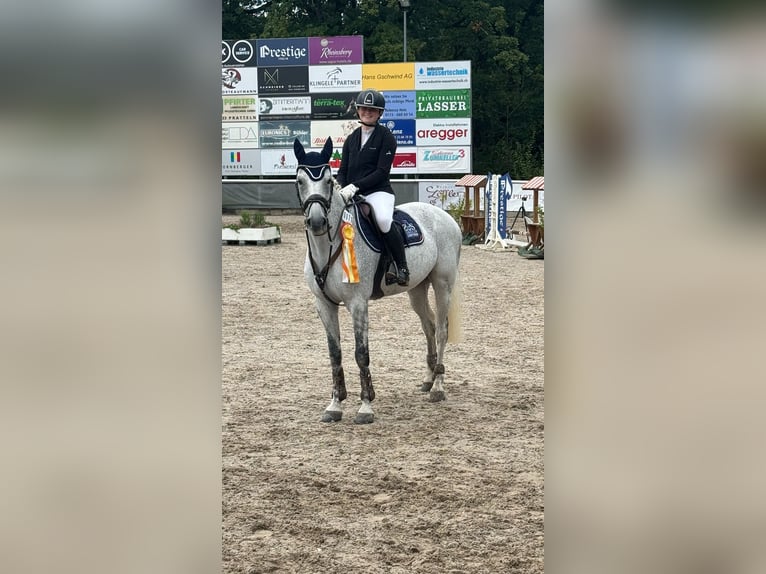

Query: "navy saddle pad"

xmin=352 ymin=202 xmax=424 ymax=253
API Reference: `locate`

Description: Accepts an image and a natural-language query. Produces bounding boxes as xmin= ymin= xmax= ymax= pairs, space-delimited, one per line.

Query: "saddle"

xmin=350 ymin=201 xmax=424 ymax=251
xmin=349 ymin=199 xmax=424 ymax=298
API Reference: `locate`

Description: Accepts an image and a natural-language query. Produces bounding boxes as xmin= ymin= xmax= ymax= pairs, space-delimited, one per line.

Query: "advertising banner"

xmin=222 ymin=149 xmax=261 ymax=176
xmin=309 ymin=120 xmax=359 ymax=148
xmin=311 ymin=93 xmax=358 ymax=120
xmin=415 ymin=60 xmax=471 ymax=90
xmin=258 ymin=95 xmax=311 ymax=120
xmin=417 ymin=181 xmax=464 ymax=210
xmin=416 ymin=90 xmax=471 ymax=118
xmin=383 ymin=119 xmax=416 ymax=147
xmin=380 ymin=91 xmax=416 ymax=120
xmin=222 ymin=122 xmax=259 ymax=149
xmin=256 ymin=37 xmax=309 ymax=67
xmin=223 ymin=40 xmax=257 ymax=67
xmin=222 ymin=67 xmax=259 ymax=95
xmin=497 ymin=174 xmax=509 ymax=238
xmin=221 ymin=37 xmax=474 ymax=176
xmin=362 ymin=63 xmax=415 ymax=91
xmin=417 ymin=147 xmax=471 ymax=173
xmin=261 ymin=149 xmax=300 ymax=176
xmin=308 ymin=64 xmax=363 ymax=93
xmin=507 ymin=184 xmax=544 ymax=212
xmin=259 ymin=121 xmax=310 ymax=148
xmin=222 ymin=96 xmax=259 ymax=122
xmin=257 ymin=66 xmax=309 ymax=94
xmin=391 ymin=148 xmax=418 ymax=174
xmin=415 ymin=118 xmax=471 ymax=146
xmin=309 ymin=36 xmax=364 ymax=65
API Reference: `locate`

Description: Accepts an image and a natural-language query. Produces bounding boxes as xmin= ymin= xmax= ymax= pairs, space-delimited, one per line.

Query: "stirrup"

xmin=386 ymin=265 xmax=409 ymax=286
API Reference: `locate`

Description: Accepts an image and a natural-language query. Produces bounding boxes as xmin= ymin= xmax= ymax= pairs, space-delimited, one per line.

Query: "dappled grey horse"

xmin=293 ymin=137 xmax=463 ymax=424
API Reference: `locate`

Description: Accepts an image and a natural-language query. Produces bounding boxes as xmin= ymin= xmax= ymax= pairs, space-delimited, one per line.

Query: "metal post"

xmin=398 ymin=0 xmax=410 ymax=62
xmin=403 ymin=9 xmax=408 ymax=62
xmin=399 ymin=0 xmax=411 ymax=183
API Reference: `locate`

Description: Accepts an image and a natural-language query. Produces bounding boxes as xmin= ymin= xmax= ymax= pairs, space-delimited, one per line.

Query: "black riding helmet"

xmin=355 ymin=89 xmax=386 ymax=111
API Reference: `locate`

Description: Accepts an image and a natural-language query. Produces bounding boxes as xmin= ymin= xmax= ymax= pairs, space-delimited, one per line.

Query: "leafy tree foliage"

xmin=223 ymin=0 xmax=543 ymax=178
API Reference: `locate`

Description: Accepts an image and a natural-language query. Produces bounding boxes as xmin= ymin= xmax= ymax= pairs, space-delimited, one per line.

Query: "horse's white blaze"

xmin=325 ymin=398 xmax=343 ymax=413
xmin=357 ymin=401 xmax=374 ymax=415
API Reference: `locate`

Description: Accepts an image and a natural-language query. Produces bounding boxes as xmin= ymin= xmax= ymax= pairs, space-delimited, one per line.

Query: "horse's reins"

xmin=296 ymin=163 xmax=350 ymax=304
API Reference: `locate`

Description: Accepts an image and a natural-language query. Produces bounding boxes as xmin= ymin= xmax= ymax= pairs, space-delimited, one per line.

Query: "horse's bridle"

xmin=296 ymin=163 xmax=345 ymax=301
xmin=296 ymin=165 xmax=333 ymax=230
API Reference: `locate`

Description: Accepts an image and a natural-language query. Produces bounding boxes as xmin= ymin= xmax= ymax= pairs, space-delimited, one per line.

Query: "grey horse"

xmin=293 ymin=137 xmax=463 ymax=424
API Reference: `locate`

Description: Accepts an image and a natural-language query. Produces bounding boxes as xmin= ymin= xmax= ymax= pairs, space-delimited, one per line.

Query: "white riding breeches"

xmin=362 ymin=191 xmax=395 ymax=233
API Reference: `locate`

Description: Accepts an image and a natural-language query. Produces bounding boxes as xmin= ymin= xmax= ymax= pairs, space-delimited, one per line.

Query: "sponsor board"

xmin=222 ymin=149 xmax=261 ymax=176
xmin=222 ymin=67 xmax=259 ymax=95
xmin=391 ymin=148 xmax=418 ymax=174
xmin=311 ymin=93 xmax=358 ymax=120
xmin=418 ymin=181 xmax=464 ymax=210
xmin=256 ymin=38 xmax=309 ymax=67
xmin=415 ymin=60 xmax=471 ymax=89
xmin=308 ymin=64 xmax=362 ymax=93
xmin=258 ymin=95 xmax=312 ymax=120
xmin=258 ymin=66 xmax=309 ymax=94
xmin=508 ymin=185 xmax=544 ymax=211
xmin=380 ymin=91 xmax=416 ymax=120
xmin=309 ymin=36 xmax=364 ymax=65
xmin=222 ymin=122 xmax=259 ymax=149
xmin=415 ymin=118 xmax=471 ymax=146
xmin=309 ymin=120 xmax=359 ymax=148
xmin=416 ymin=90 xmax=471 ymax=118
xmin=222 ymin=96 xmax=259 ymax=122
xmin=417 ymin=146 xmax=470 ymax=173
xmin=382 ymin=119 xmax=415 ymax=147
xmin=259 ymin=121 xmax=310 ymax=148
xmin=261 ymin=149 xmax=300 ymax=176
xmin=362 ymin=63 xmax=415 ymax=90
xmin=223 ymin=40 xmax=257 ymax=67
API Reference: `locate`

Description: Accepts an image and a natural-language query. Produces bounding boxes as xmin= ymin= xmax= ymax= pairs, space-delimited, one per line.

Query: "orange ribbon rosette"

xmin=340 ymin=221 xmax=360 ymax=283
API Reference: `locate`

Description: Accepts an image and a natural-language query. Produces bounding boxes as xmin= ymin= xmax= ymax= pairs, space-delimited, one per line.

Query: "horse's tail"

xmin=447 ymin=271 xmax=464 ymax=344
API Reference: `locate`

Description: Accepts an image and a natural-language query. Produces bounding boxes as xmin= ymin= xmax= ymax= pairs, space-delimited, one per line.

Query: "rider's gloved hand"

xmin=339 ymin=184 xmax=358 ymax=202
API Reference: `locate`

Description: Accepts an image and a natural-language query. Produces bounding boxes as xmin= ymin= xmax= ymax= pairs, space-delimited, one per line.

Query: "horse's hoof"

xmin=321 ymin=411 xmax=342 ymax=423
xmin=429 ymin=390 xmax=446 ymax=402
xmin=353 ymin=413 xmax=375 ymax=425
xmin=420 ymin=382 xmax=434 ymax=392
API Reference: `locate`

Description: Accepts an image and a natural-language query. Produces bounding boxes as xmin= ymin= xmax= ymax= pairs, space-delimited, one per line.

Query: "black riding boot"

xmin=382 ymin=228 xmax=409 ymax=286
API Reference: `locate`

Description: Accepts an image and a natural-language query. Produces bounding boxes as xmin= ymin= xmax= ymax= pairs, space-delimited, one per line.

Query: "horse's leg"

xmin=347 ymin=300 xmax=375 ymax=424
xmin=429 ymin=276 xmax=454 ymax=402
xmin=407 ymin=281 xmax=438 ymax=392
xmin=316 ymin=300 xmax=346 ymax=422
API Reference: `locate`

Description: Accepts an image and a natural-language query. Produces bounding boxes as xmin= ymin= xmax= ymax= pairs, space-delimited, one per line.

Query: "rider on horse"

xmin=336 ymin=89 xmax=409 ymax=287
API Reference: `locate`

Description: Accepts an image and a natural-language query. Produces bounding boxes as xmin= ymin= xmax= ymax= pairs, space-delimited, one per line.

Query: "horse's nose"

xmin=305 ymin=207 xmax=327 ymax=234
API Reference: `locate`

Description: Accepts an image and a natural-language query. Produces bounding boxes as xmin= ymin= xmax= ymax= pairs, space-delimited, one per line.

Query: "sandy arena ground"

xmin=222 ymin=214 xmax=544 ymax=573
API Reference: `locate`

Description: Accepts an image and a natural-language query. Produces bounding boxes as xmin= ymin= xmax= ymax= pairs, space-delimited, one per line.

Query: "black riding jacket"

xmin=336 ymin=124 xmax=397 ymax=196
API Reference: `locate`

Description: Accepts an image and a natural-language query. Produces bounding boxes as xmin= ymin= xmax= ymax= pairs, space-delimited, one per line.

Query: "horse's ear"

xmin=293 ymin=138 xmax=306 ymax=163
xmin=321 ymin=137 xmax=333 ymax=163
